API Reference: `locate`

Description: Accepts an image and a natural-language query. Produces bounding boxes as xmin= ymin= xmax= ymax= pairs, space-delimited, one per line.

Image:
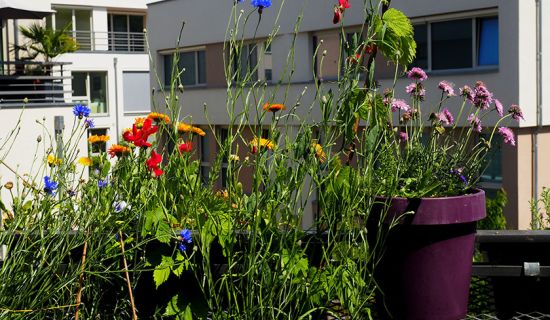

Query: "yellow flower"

xmin=78 ymin=157 xmax=93 ymax=166
xmin=47 ymin=154 xmax=62 ymax=166
xmin=88 ymin=135 xmax=110 ymax=144
xmin=250 ymin=137 xmax=276 ymax=153
xmin=147 ymin=112 xmax=170 ymax=124
xmin=229 ymin=154 xmax=240 ymax=161
xmin=312 ymin=143 xmax=326 ymax=164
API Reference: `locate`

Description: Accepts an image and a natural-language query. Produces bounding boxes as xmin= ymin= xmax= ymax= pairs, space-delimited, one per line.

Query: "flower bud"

xmin=4 ymin=182 xmax=13 ymax=190
xmin=36 ymin=135 xmax=42 ymax=143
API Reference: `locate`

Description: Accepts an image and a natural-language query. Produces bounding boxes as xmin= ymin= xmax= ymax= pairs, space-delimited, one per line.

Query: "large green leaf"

xmin=383 ymin=8 xmax=413 ymax=38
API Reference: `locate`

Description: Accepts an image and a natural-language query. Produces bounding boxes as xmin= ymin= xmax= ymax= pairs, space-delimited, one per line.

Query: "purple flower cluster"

xmin=390 ymin=99 xmax=410 ymax=112
xmin=460 ymin=85 xmax=475 ymax=102
xmin=508 ymin=104 xmax=524 ymax=121
xmin=450 ymin=168 xmax=468 ymax=185
xmin=73 ymin=104 xmax=91 ymax=119
xmin=405 ymin=82 xmax=426 ymax=100
xmin=468 ymin=114 xmax=482 ymax=133
xmin=472 ymin=81 xmax=494 ymax=110
xmin=398 ymin=131 xmax=408 ymax=142
xmin=494 ymin=99 xmax=504 ymax=117
xmin=407 ymin=67 xmax=428 ymax=82
xmin=498 ymin=127 xmax=516 ymax=146
xmin=437 ymin=108 xmax=454 ymax=125
xmin=438 ymin=81 xmax=455 ymax=96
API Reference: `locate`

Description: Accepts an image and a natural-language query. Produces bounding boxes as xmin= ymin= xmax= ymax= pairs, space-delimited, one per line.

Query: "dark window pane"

xmin=412 ymin=24 xmax=428 ymax=69
xmin=248 ymin=44 xmax=258 ymax=81
xmin=164 ymin=54 xmax=173 ymax=86
xmin=179 ymin=52 xmax=196 ymax=86
xmin=478 ymin=17 xmax=499 ymax=66
xmin=129 ymin=15 xmax=144 ymax=33
xmin=55 ymin=8 xmax=72 ymax=30
xmin=89 ymin=72 xmax=107 ymax=113
xmin=265 ymin=69 xmax=272 ymax=81
xmin=197 ymin=50 xmax=206 ymax=84
xmin=431 ymin=19 xmax=472 ymax=70
xmin=72 ymin=72 xmax=87 ymax=96
xmin=481 ymin=134 xmax=502 ymax=183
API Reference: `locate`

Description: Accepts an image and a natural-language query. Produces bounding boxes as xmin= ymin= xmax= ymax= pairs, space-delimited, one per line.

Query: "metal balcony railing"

xmin=68 ymin=30 xmax=146 ymax=53
xmin=0 ymin=61 xmax=73 ymax=107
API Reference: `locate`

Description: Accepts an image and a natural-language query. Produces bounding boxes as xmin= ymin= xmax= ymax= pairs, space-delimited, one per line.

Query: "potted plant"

xmin=364 ymin=66 xmax=524 ymax=319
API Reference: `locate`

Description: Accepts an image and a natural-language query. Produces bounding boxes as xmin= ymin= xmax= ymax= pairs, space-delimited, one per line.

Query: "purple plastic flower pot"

xmin=369 ymin=189 xmax=486 ymax=320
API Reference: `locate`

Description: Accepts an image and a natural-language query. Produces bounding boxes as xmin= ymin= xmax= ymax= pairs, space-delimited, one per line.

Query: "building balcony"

xmin=0 ymin=61 xmax=73 ymax=108
xmin=69 ymin=30 xmax=146 ymax=53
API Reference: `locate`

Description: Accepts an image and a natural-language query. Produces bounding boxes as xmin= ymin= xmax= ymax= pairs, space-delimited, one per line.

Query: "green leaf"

xmin=155 ymin=220 xmax=172 ymax=244
xmin=164 ymin=294 xmax=193 ymax=320
xmin=172 ymin=251 xmax=189 ymax=277
xmin=383 ymin=8 xmax=413 ymax=38
xmin=153 ymin=255 xmax=173 ymax=289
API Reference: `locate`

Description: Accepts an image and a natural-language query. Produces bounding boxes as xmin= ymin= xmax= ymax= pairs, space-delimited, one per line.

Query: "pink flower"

xmin=438 ymin=81 xmax=455 ymax=96
xmin=391 ymin=99 xmax=410 ymax=112
xmin=508 ymin=104 xmax=524 ymax=121
xmin=405 ymin=83 xmax=425 ymax=100
xmin=398 ymin=131 xmax=408 ymax=142
xmin=437 ymin=108 xmax=454 ymax=125
xmin=494 ymin=99 xmax=504 ymax=117
xmin=407 ymin=67 xmax=428 ymax=82
xmin=468 ymin=114 xmax=482 ymax=133
xmin=498 ymin=127 xmax=516 ymax=146
xmin=460 ymin=85 xmax=475 ymax=103
xmin=473 ymin=81 xmax=493 ymax=110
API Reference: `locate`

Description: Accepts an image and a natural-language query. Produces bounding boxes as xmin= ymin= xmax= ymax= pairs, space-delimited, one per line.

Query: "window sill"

xmin=91 ymin=113 xmax=110 ymax=118
xmin=426 ymin=66 xmax=499 ymax=76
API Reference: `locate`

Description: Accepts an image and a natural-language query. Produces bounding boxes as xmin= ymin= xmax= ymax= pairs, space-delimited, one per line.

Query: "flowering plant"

xmin=373 ymin=68 xmax=522 ymax=198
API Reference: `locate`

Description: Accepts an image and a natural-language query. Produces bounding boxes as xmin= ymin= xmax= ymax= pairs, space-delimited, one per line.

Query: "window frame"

xmin=107 ymin=13 xmax=146 ymax=52
xmin=48 ymin=6 xmax=93 ymax=50
xmin=72 ymin=71 xmax=109 ymax=116
xmin=411 ymin=10 xmax=498 ymax=73
xmin=162 ymin=47 xmax=207 ymax=88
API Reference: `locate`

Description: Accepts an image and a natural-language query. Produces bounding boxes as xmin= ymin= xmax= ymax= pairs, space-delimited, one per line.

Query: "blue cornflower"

xmin=84 ymin=118 xmax=95 ymax=128
xmin=98 ymin=179 xmax=108 ymax=188
xmin=43 ymin=176 xmax=58 ymax=196
xmin=251 ymin=0 xmax=271 ymax=9
xmin=178 ymin=229 xmax=193 ymax=252
xmin=73 ymin=104 xmax=91 ymax=119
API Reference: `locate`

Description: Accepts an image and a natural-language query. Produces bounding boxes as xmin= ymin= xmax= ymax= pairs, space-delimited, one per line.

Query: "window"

xmin=72 ymin=72 xmax=108 ymax=114
xmin=108 ymin=14 xmax=145 ymax=52
xmin=164 ymin=50 xmax=206 ymax=87
xmin=123 ymin=72 xmax=151 ymax=113
xmin=412 ymin=16 xmax=498 ymax=71
xmin=232 ymin=43 xmax=258 ymax=82
xmin=47 ymin=8 xmax=92 ymax=50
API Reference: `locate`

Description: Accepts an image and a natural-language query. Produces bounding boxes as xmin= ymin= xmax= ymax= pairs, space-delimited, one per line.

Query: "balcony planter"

xmin=369 ymin=189 xmax=486 ymax=320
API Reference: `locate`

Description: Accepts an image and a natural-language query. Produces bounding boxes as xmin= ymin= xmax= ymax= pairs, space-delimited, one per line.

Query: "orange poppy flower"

xmin=262 ymin=103 xmax=286 ymax=113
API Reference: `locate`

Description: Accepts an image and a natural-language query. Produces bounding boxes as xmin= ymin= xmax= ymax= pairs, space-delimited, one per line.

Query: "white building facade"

xmin=0 ymin=0 xmax=151 ymax=198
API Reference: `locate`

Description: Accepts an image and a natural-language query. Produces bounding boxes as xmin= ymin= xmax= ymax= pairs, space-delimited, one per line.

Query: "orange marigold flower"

xmin=216 ymin=189 xmax=229 ymax=199
xmin=312 ymin=143 xmax=326 ymax=164
xmin=134 ymin=117 xmax=146 ymax=129
xmin=250 ymin=137 xmax=276 ymax=153
xmin=88 ymin=135 xmax=110 ymax=144
xmin=191 ymin=126 xmax=206 ymax=136
xmin=262 ymin=103 xmax=286 ymax=113
xmin=108 ymin=144 xmax=131 ymax=158
xmin=147 ymin=112 xmax=170 ymax=124
xmin=177 ymin=122 xmax=206 ymax=136
xmin=177 ymin=122 xmax=192 ymax=133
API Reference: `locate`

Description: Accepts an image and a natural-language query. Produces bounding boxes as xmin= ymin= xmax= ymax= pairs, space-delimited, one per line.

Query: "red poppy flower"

xmin=338 ymin=0 xmax=350 ymax=9
xmin=125 ymin=118 xmax=158 ymax=148
xmin=333 ymin=8 xmax=341 ymax=24
xmin=146 ymin=150 xmax=163 ymax=177
xmin=178 ymin=141 xmax=193 ymax=153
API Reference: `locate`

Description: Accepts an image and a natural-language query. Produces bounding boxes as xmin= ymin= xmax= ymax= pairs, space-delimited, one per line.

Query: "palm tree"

xmin=16 ymin=23 xmax=79 ymax=62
